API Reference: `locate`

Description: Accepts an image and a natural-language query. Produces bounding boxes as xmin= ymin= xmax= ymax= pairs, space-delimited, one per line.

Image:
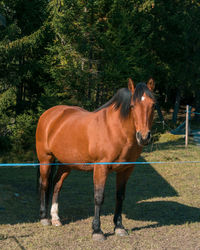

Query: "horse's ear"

xmin=128 ymin=78 xmax=135 ymax=94
xmin=147 ymin=78 xmax=155 ymax=91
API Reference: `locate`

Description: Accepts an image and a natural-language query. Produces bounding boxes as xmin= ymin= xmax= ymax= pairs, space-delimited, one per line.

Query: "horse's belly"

xmin=51 ymin=141 xmax=91 ymax=164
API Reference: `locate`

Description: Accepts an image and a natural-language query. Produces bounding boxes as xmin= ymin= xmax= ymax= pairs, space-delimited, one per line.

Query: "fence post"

xmin=185 ymin=105 xmax=189 ymax=147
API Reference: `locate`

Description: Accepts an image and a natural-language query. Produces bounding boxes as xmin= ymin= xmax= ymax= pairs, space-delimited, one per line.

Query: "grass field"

xmin=0 ymin=134 xmax=200 ymax=249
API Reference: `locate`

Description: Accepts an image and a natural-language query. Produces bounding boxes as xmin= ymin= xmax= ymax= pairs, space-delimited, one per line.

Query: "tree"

xmin=48 ymin=0 xmax=159 ymax=109
xmin=149 ymin=0 xmax=200 ymax=122
xmin=0 ymin=0 xmax=199 ymax=151
xmin=0 ymin=0 xmax=53 ymax=150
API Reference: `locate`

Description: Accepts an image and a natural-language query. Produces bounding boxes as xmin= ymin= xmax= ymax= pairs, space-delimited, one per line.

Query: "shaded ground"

xmin=0 ymin=160 xmax=177 ymax=225
xmin=192 ymin=130 xmax=200 ymax=146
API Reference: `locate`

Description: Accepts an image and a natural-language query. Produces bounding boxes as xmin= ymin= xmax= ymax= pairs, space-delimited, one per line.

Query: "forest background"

xmin=0 ymin=0 xmax=199 ymax=153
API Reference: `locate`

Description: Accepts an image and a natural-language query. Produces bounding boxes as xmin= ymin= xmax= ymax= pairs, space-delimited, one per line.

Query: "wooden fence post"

xmin=185 ymin=105 xmax=189 ymax=147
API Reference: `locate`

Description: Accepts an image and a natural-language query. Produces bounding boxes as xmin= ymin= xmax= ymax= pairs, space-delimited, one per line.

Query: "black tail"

xmin=36 ymin=164 xmax=57 ymax=200
xmin=47 ymin=165 xmax=57 ymax=199
xmin=36 ymin=165 xmax=40 ymax=195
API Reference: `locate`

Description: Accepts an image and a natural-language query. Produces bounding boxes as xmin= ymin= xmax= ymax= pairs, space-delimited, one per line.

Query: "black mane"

xmin=95 ymin=88 xmax=132 ymax=118
xmin=95 ymin=83 xmax=155 ymax=118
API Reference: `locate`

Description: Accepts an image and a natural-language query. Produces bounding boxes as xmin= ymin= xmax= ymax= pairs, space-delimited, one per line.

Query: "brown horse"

xmin=36 ymin=78 xmax=155 ymax=241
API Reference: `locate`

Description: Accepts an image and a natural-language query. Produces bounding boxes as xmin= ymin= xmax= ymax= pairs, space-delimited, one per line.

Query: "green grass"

xmin=0 ymin=134 xmax=200 ymax=249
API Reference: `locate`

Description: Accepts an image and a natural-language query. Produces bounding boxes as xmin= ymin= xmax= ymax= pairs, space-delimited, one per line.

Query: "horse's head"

xmin=128 ymin=78 xmax=155 ymax=146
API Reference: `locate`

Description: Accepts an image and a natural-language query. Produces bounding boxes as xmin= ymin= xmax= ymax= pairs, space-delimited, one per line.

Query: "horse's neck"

xmin=106 ymin=105 xmax=136 ymax=141
xmin=121 ymin=114 xmax=137 ymax=142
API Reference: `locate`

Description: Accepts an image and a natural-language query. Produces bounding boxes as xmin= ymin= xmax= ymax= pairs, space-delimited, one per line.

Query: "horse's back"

xmin=36 ymin=105 xmax=90 ymax=160
xmin=37 ymin=105 xmax=85 ymax=136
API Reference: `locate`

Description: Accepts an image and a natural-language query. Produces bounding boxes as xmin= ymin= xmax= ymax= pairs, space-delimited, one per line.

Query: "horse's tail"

xmin=36 ymin=164 xmax=40 ymax=195
xmin=36 ymin=164 xmax=57 ymax=200
xmin=47 ymin=165 xmax=57 ymax=201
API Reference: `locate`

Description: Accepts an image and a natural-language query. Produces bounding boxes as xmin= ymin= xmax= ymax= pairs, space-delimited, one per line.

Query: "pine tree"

xmin=0 ymin=0 xmax=53 ymax=150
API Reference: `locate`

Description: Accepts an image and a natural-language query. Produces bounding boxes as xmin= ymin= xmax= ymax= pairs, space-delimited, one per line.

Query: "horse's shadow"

xmin=59 ymin=158 xmax=200 ymax=229
xmin=0 ymin=159 xmax=200 ymax=230
xmin=130 ymin=201 xmax=200 ymax=231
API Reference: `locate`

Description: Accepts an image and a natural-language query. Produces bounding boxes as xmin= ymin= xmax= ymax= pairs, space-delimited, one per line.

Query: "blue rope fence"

xmin=190 ymin=111 xmax=200 ymax=116
xmin=171 ymin=106 xmax=200 ymax=135
xmin=0 ymin=161 xmax=200 ymax=167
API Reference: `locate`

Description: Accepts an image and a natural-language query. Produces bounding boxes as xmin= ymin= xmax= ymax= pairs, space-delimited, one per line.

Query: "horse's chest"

xmin=118 ymin=142 xmax=137 ymax=159
xmin=110 ymin=140 xmax=141 ymax=162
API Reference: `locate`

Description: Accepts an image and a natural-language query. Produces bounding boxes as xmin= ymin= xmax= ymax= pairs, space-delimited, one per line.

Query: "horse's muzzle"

xmin=136 ymin=131 xmax=151 ymax=146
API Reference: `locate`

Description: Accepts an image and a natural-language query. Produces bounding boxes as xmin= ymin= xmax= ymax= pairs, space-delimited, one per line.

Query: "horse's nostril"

xmin=146 ymin=131 xmax=151 ymax=141
xmin=136 ymin=132 xmax=141 ymax=141
xmin=136 ymin=131 xmax=151 ymax=146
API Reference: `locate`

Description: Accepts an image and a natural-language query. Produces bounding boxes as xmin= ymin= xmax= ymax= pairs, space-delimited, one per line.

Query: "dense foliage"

xmin=0 ymin=0 xmax=199 ymax=151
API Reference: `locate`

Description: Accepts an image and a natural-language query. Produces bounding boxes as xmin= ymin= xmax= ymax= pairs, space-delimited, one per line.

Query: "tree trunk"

xmin=195 ymin=90 xmax=200 ymax=121
xmin=172 ymin=89 xmax=181 ymax=124
xmin=87 ymin=2 xmax=94 ymax=102
xmin=16 ymin=81 xmax=23 ymax=115
xmin=155 ymin=102 xmax=165 ymax=123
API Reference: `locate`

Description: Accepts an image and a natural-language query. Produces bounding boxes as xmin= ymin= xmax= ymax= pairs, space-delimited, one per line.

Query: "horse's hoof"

xmin=92 ymin=233 xmax=106 ymax=241
xmin=115 ymin=228 xmax=128 ymax=236
xmin=40 ymin=219 xmax=51 ymax=226
xmin=51 ymin=219 xmax=62 ymax=226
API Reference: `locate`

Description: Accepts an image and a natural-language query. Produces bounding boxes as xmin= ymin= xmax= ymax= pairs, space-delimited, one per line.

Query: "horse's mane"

xmin=94 ymin=88 xmax=132 ymax=118
xmin=95 ymin=83 xmax=155 ymax=118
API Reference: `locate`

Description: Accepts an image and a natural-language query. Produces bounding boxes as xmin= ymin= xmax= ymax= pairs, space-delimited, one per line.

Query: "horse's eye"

xmin=152 ymin=104 xmax=155 ymax=109
xmin=130 ymin=104 xmax=134 ymax=109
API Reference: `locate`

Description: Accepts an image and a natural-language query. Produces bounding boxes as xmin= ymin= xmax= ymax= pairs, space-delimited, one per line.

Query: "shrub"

xmin=7 ymin=111 xmax=37 ymax=152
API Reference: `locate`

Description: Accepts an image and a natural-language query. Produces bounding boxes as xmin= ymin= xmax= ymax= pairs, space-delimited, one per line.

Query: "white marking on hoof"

xmin=115 ymin=228 xmax=128 ymax=236
xmin=92 ymin=233 xmax=106 ymax=241
xmin=40 ymin=219 xmax=51 ymax=226
xmin=51 ymin=219 xmax=62 ymax=227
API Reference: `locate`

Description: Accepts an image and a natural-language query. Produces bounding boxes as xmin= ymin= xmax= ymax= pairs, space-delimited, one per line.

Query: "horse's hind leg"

xmin=51 ymin=166 xmax=71 ymax=226
xmin=39 ymin=155 xmax=55 ymax=226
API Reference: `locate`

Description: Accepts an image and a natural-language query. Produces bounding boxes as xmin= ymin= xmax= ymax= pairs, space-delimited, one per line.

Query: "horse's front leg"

xmin=114 ymin=166 xmax=134 ymax=236
xmin=51 ymin=166 xmax=71 ymax=226
xmin=92 ymin=165 xmax=108 ymax=241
